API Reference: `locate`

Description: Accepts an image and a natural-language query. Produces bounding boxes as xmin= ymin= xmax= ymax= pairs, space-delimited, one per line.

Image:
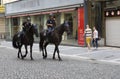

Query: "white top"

xmin=93 ymin=30 xmax=98 ymax=38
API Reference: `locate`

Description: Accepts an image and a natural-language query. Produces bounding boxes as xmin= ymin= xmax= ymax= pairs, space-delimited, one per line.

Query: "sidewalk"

xmin=1 ymin=40 xmax=120 ymax=64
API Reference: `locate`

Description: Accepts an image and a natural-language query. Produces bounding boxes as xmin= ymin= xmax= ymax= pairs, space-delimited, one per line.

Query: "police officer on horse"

xmin=18 ymin=16 xmax=32 ymax=39
xmin=22 ymin=16 xmax=31 ymax=31
xmin=46 ymin=13 xmax=56 ymax=36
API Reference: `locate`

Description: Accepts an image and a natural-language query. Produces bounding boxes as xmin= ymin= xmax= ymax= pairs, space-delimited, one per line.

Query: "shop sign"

xmin=78 ymin=7 xmax=85 ymax=46
xmin=0 ymin=5 xmax=5 ymax=13
xmin=105 ymin=8 xmax=120 ymax=17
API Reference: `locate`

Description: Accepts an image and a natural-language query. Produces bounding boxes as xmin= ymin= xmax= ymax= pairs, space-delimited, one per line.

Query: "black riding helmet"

xmin=27 ymin=17 xmax=31 ymax=21
xmin=49 ymin=13 xmax=54 ymax=18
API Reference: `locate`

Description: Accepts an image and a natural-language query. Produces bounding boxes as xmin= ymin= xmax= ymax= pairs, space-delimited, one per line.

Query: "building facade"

xmin=90 ymin=0 xmax=120 ymax=47
xmin=5 ymin=0 xmax=86 ymax=46
xmin=0 ymin=0 xmax=17 ymax=39
xmin=104 ymin=0 xmax=120 ymax=47
xmin=5 ymin=0 xmax=105 ymax=46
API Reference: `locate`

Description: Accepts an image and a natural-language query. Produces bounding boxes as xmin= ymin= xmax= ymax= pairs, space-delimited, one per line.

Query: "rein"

xmin=26 ymin=25 xmax=32 ymax=33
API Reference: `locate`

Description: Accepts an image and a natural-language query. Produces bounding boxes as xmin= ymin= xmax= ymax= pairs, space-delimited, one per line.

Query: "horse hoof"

xmin=31 ymin=58 xmax=34 ymax=60
xmin=22 ymin=55 xmax=26 ymax=58
xmin=21 ymin=56 xmax=24 ymax=60
xmin=59 ymin=59 xmax=62 ymax=61
xmin=45 ymin=55 xmax=47 ymax=58
xmin=18 ymin=56 xmax=20 ymax=58
xmin=52 ymin=57 xmax=56 ymax=60
xmin=43 ymin=56 xmax=46 ymax=59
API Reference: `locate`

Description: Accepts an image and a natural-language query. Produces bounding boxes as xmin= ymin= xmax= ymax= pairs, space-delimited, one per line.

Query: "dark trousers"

xmin=46 ymin=27 xmax=54 ymax=41
xmin=92 ymin=38 xmax=98 ymax=48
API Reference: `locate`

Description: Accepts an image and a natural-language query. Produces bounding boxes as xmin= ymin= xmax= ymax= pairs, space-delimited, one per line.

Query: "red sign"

xmin=78 ymin=7 xmax=85 ymax=46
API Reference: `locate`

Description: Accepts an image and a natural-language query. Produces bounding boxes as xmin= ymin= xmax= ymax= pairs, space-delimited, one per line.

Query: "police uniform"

xmin=46 ymin=19 xmax=56 ymax=33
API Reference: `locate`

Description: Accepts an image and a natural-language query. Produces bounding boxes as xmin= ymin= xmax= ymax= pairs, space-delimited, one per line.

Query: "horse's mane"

xmin=54 ymin=23 xmax=64 ymax=31
xmin=22 ymin=21 xmax=27 ymax=26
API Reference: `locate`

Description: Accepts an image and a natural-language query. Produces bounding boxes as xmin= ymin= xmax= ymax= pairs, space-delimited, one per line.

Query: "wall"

xmin=5 ymin=0 xmax=83 ymax=15
xmin=3 ymin=0 xmax=17 ymax=4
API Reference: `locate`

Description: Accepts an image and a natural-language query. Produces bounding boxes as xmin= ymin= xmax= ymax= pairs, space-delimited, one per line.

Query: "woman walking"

xmin=92 ymin=26 xmax=98 ymax=49
xmin=84 ymin=25 xmax=92 ymax=51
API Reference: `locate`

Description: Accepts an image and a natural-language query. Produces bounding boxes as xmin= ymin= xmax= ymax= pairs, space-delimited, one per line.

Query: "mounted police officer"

xmin=22 ymin=16 xmax=31 ymax=31
xmin=18 ymin=17 xmax=32 ymax=39
xmin=46 ymin=13 xmax=56 ymax=36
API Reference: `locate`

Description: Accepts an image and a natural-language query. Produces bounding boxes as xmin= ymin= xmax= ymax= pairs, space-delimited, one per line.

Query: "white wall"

xmin=3 ymin=0 xmax=17 ymax=4
xmin=106 ymin=17 xmax=120 ymax=46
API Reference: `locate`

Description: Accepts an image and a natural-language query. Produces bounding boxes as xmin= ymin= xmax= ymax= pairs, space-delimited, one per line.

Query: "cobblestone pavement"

xmin=1 ymin=41 xmax=120 ymax=64
xmin=0 ymin=43 xmax=120 ymax=79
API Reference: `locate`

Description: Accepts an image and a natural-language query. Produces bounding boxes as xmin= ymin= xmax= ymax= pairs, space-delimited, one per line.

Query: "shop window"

xmin=91 ymin=2 xmax=104 ymax=38
xmin=39 ymin=16 xmax=44 ymax=31
xmin=11 ymin=17 xmax=20 ymax=36
xmin=68 ymin=16 xmax=73 ymax=34
xmin=12 ymin=17 xmax=20 ymax=26
xmin=64 ymin=13 xmax=73 ymax=38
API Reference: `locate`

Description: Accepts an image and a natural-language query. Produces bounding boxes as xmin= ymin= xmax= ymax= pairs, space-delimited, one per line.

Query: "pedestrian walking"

xmin=84 ymin=24 xmax=92 ymax=51
xmin=92 ymin=26 xmax=98 ymax=49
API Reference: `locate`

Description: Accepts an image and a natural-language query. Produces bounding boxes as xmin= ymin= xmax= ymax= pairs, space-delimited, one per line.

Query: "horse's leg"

xmin=53 ymin=45 xmax=57 ymax=60
xmin=30 ymin=44 xmax=34 ymax=60
xmin=17 ymin=48 xmax=20 ymax=58
xmin=22 ymin=45 xmax=28 ymax=59
xmin=17 ymin=44 xmax=23 ymax=59
xmin=42 ymin=49 xmax=45 ymax=59
xmin=19 ymin=47 xmax=23 ymax=59
xmin=56 ymin=46 xmax=62 ymax=61
xmin=20 ymin=49 xmax=24 ymax=59
xmin=39 ymin=40 xmax=45 ymax=58
xmin=39 ymin=34 xmax=45 ymax=59
xmin=44 ymin=42 xmax=49 ymax=59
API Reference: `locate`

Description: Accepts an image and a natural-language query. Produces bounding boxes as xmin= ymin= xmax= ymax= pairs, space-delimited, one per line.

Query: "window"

xmin=0 ymin=0 xmax=1 ymax=5
xmin=65 ymin=13 xmax=73 ymax=36
xmin=12 ymin=17 xmax=20 ymax=26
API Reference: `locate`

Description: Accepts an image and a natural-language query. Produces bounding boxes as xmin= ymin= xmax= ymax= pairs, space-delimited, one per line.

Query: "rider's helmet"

xmin=26 ymin=16 xmax=31 ymax=26
xmin=49 ymin=13 xmax=54 ymax=18
xmin=27 ymin=16 xmax=31 ymax=22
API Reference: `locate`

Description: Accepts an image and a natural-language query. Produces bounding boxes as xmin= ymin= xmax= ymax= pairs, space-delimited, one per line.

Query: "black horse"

xmin=12 ymin=22 xmax=38 ymax=60
xmin=39 ymin=21 xmax=70 ymax=61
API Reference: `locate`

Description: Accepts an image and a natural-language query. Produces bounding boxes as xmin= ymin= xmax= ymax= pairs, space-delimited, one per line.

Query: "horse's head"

xmin=22 ymin=21 xmax=39 ymax=37
xmin=22 ymin=21 xmax=27 ymax=26
xmin=31 ymin=24 xmax=39 ymax=37
xmin=63 ymin=21 xmax=71 ymax=35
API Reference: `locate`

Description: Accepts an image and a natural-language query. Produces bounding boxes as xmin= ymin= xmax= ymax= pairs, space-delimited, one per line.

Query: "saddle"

xmin=17 ymin=31 xmax=26 ymax=42
xmin=43 ymin=29 xmax=54 ymax=42
xmin=44 ymin=29 xmax=54 ymax=37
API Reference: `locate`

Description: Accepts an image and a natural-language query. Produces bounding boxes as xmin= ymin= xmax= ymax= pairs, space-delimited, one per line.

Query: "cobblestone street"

xmin=2 ymin=0 xmax=120 ymax=78
xmin=0 ymin=43 xmax=120 ymax=79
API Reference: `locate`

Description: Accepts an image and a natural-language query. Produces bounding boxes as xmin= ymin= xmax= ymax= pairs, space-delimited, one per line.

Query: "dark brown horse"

xmin=12 ymin=22 xmax=38 ymax=60
xmin=39 ymin=21 xmax=70 ymax=61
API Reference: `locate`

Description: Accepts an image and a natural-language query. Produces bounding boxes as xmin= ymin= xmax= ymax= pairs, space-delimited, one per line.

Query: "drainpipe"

xmin=84 ymin=0 xmax=88 ymax=27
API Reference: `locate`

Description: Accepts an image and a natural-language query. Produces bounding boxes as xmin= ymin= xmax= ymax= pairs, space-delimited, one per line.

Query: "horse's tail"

xmin=39 ymin=32 xmax=44 ymax=51
xmin=12 ymin=33 xmax=19 ymax=49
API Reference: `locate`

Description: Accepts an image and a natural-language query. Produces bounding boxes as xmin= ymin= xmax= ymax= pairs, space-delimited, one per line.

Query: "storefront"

xmin=0 ymin=5 xmax=5 ymax=39
xmin=87 ymin=1 xmax=105 ymax=46
xmin=5 ymin=0 xmax=90 ymax=46
xmin=105 ymin=0 xmax=120 ymax=47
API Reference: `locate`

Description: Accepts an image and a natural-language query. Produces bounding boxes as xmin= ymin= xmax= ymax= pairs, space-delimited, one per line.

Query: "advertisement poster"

xmin=78 ymin=7 xmax=85 ymax=46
